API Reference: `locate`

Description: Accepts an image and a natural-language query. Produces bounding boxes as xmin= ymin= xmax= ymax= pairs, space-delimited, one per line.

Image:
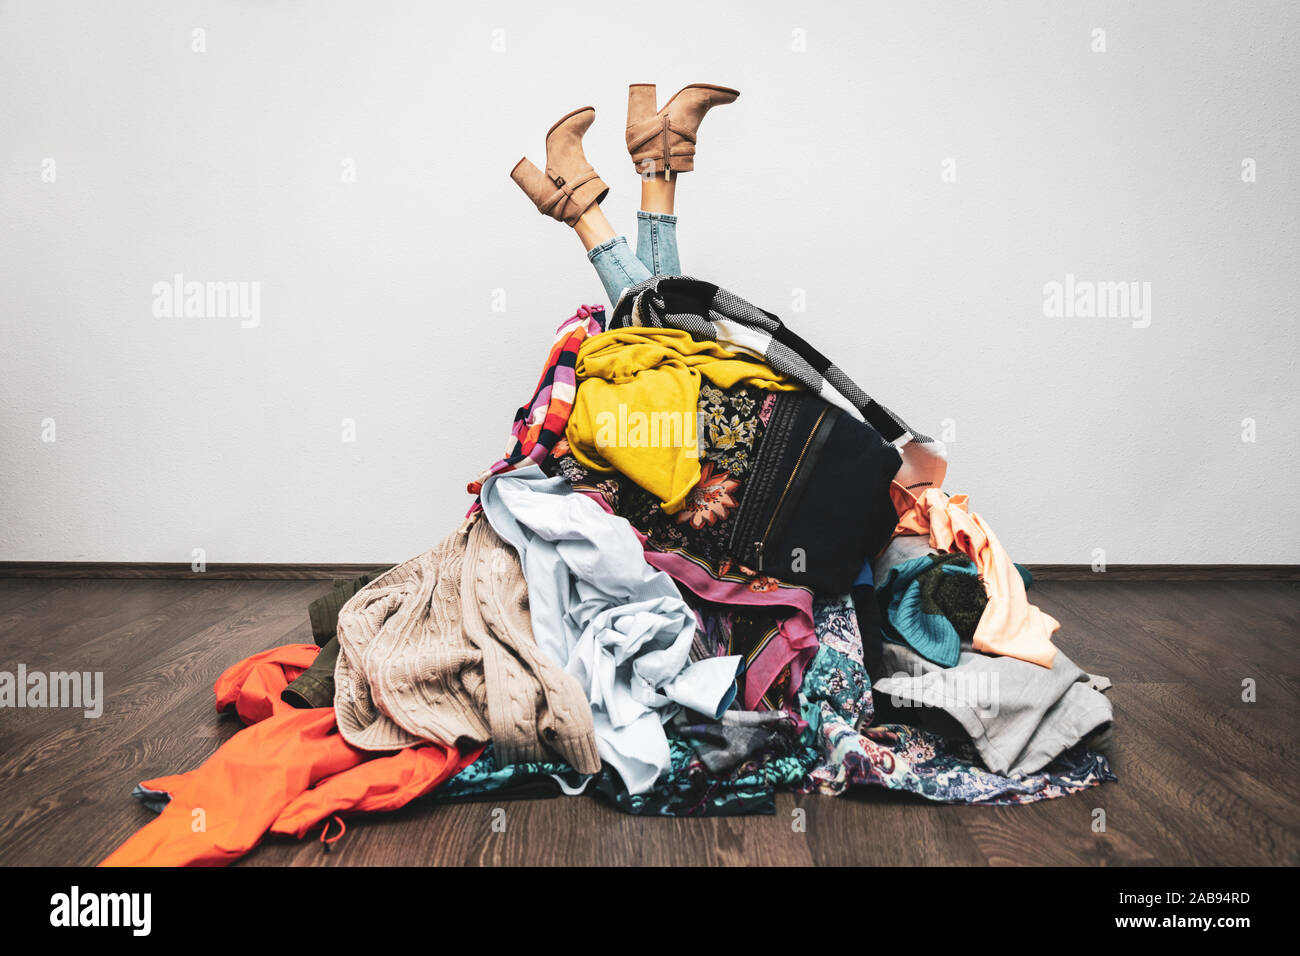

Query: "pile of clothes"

xmin=101 ymin=277 xmax=1115 ymax=866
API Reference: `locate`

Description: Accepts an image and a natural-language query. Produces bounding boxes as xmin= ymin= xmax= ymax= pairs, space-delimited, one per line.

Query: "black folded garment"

xmin=727 ymin=392 xmax=901 ymax=593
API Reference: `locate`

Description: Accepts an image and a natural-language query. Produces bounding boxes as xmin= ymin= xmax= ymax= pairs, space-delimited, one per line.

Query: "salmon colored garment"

xmin=568 ymin=327 xmax=801 ymax=514
xmin=100 ymin=644 xmax=479 ymax=867
xmin=889 ymin=483 xmax=1059 ymax=669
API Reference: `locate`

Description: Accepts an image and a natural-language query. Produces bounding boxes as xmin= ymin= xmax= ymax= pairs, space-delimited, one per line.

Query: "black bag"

xmin=728 ymin=393 xmax=901 ymax=593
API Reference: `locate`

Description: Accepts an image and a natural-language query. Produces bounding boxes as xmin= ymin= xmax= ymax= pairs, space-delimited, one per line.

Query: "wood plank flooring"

xmin=0 ymin=578 xmax=1295 ymax=866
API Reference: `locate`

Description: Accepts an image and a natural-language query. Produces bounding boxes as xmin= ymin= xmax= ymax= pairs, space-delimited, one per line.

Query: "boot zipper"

xmin=751 ymin=407 xmax=828 ymax=573
xmin=663 ymin=115 xmax=672 ymax=181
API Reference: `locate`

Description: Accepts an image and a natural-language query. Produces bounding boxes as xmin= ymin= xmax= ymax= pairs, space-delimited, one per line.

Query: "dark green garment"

xmin=283 ymin=570 xmax=390 ymax=710
xmin=281 ymin=636 xmax=340 ymax=709
xmin=307 ymin=572 xmax=388 ymax=647
xmin=922 ymin=555 xmax=1034 ymax=641
xmin=919 ymin=553 xmax=987 ymax=641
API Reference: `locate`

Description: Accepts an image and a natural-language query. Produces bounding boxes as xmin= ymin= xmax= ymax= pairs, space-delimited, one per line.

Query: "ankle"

xmin=573 ymin=205 xmax=616 ymax=251
xmin=639 ymin=176 xmax=676 ymax=215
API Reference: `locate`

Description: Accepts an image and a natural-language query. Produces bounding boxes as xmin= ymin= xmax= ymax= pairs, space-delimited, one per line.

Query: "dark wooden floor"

xmin=0 ymin=577 xmax=1295 ymax=866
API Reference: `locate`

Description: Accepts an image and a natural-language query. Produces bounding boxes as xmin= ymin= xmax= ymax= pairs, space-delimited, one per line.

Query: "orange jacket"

xmin=100 ymin=644 xmax=479 ymax=866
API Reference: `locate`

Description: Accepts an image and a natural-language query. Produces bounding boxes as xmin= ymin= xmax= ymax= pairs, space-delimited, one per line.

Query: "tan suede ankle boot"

xmin=626 ymin=83 xmax=740 ymax=179
xmin=510 ymin=106 xmax=609 ymax=226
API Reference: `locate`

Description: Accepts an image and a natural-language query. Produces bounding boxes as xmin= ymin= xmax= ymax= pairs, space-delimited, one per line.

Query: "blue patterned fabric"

xmin=430 ymin=593 xmax=1115 ymax=814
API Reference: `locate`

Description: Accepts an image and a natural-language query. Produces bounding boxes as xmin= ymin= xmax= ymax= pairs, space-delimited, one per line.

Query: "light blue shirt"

xmin=480 ymin=465 xmax=740 ymax=794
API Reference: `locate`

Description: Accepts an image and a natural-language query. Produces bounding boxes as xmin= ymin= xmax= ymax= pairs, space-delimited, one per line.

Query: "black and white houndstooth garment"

xmin=609 ymin=276 xmax=948 ymax=491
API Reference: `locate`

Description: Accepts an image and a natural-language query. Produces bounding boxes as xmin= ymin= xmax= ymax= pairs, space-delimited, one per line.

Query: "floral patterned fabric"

xmin=432 ymin=737 xmax=813 ymax=818
xmin=798 ymin=595 xmax=1117 ymax=803
xmin=671 ymin=709 xmax=804 ymax=775
xmin=431 ymin=745 xmax=584 ymax=804
xmin=589 ymin=736 xmax=813 ymax=817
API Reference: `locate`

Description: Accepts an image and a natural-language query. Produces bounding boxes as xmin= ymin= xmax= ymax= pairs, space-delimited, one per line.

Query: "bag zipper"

xmin=752 ymin=407 xmax=828 ymax=571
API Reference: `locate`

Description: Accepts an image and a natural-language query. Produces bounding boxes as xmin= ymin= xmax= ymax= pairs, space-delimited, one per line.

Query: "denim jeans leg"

xmin=587 ymin=235 xmax=653 ymax=305
xmin=635 ymin=210 xmax=681 ymax=277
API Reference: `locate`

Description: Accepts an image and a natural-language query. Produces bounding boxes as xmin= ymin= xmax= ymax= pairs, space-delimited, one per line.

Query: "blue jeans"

xmin=587 ymin=210 xmax=680 ymax=306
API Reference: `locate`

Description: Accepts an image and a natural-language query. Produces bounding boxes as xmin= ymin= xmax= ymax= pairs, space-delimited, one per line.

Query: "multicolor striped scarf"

xmin=465 ymin=304 xmax=606 ymax=515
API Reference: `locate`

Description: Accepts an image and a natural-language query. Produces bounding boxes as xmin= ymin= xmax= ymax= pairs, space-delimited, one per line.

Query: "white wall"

xmin=2 ymin=0 xmax=1297 ymax=564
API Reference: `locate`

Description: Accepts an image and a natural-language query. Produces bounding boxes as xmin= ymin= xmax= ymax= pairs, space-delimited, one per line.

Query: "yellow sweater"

xmin=566 ymin=328 xmax=800 ymax=513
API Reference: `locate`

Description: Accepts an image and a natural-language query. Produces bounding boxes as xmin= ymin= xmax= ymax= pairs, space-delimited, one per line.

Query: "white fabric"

xmin=479 ymin=465 xmax=741 ymax=795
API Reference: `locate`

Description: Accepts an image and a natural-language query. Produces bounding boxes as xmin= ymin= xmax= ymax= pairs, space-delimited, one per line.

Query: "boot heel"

xmin=509 ymin=156 xmax=549 ymax=198
xmin=627 ymin=84 xmax=657 ymax=126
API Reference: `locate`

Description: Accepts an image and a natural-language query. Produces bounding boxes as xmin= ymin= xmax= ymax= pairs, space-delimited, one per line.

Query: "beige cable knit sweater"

xmin=333 ymin=517 xmax=601 ymax=774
